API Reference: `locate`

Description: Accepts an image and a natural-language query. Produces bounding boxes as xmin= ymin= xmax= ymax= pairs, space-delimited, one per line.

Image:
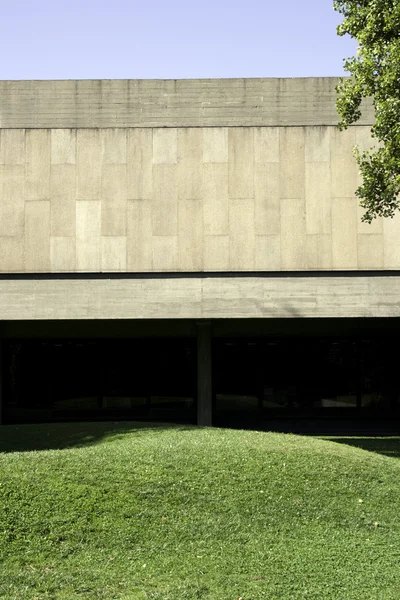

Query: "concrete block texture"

xmin=76 ymin=130 xmax=102 ymax=200
xmin=24 ymin=201 xmax=50 ymax=272
xmin=50 ymin=236 xmax=76 ymax=272
xmin=51 ymin=129 xmax=76 ymax=164
xmin=127 ymin=200 xmax=152 ymax=272
xmin=76 ymin=201 xmax=101 ymax=272
xmin=50 ymin=165 xmax=76 ymax=237
xmin=0 ymin=124 xmax=397 ymax=273
xmin=0 ymin=165 xmax=25 ymax=237
xmin=0 ymin=130 xmax=25 ymax=164
xmin=25 ymin=130 xmax=50 ymax=200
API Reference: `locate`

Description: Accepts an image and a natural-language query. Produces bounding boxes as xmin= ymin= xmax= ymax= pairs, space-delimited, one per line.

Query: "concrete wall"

xmin=0 ymin=78 xmax=373 ymax=128
xmin=1 ymin=77 xmax=400 ymax=322
xmin=1 ymin=124 xmax=399 ymax=274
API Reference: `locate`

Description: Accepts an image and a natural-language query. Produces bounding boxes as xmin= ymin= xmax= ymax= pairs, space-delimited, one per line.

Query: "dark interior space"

xmin=1 ymin=318 xmax=400 ymax=432
xmin=3 ymin=338 xmax=196 ymax=424
xmin=213 ymin=337 xmax=400 ymax=430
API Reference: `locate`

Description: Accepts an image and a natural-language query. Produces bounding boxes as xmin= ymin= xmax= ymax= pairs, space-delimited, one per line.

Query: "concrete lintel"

xmin=0 ymin=276 xmax=399 ymax=320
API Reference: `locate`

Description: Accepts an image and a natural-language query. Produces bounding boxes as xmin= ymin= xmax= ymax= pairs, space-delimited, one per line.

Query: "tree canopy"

xmin=334 ymin=0 xmax=400 ymax=222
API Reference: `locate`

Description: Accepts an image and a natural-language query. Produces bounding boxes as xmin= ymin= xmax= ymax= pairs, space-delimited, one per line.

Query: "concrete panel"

xmin=229 ymin=199 xmax=255 ymax=269
xmin=306 ymin=235 xmax=318 ymax=270
xmin=101 ymin=207 xmax=127 ymax=239
xmin=50 ymin=236 xmax=76 ymax=272
xmin=178 ymin=200 xmax=203 ymax=271
xmin=153 ymin=129 xmax=177 ymax=164
xmin=127 ymin=200 xmax=153 ymax=272
xmin=355 ymin=126 xmax=375 ymax=154
xmin=25 ymin=130 xmax=50 ymax=200
xmin=279 ymin=128 xmax=305 ymax=199
xmin=203 ymin=235 xmax=229 ymax=270
xmin=332 ymin=197 xmax=358 ymax=269
xmin=101 ymin=164 xmax=127 ymax=236
xmin=178 ymin=129 xmax=203 ymax=200
xmin=0 ymin=237 xmax=23 ymax=272
xmin=0 ymin=129 xmax=25 ymax=164
xmin=357 ymin=204 xmax=383 ymax=235
xmin=280 ymin=199 xmax=306 ymax=270
xmin=254 ymin=163 xmax=280 ymax=235
xmin=127 ymin=128 xmax=153 ymax=200
xmin=0 ymin=79 xmax=375 ymax=129
xmin=24 ymin=201 xmax=50 ymax=272
xmin=203 ymin=128 xmax=228 ymax=163
xmin=152 ymin=164 xmax=178 ymax=236
xmin=305 ymin=162 xmax=331 ymax=234
xmin=331 ymin=127 xmax=357 ymax=198
xmin=354 ymin=128 xmax=382 ymax=233
xmin=202 ymin=164 xmax=229 ymax=236
xmin=305 ymin=127 xmax=330 ymax=162
xmin=254 ymin=127 xmax=279 ymax=163
xmin=101 ymin=129 xmax=127 ymax=164
xmin=306 ymin=234 xmax=332 ymax=270
xmin=76 ymin=129 xmax=101 ymax=200
xmin=51 ymin=129 xmax=76 ymax=164
xmin=0 ymin=165 xmax=25 ymax=237
xmin=383 ymin=212 xmax=400 ymax=268
xmin=228 ymin=128 xmax=254 ymax=199
xmin=76 ymin=201 xmax=101 ymax=272
xmin=255 ymin=235 xmax=280 ymax=270
xmin=357 ymin=234 xmax=384 ymax=269
xmin=318 ymin=234 xmax=333 ymax=270
xmin=101 ymin=236 xmax=127 ymax=271
xmin=152 ymin=236 xmax=178 ymax=271
xmin=50 ymin=165 xmax=76 ymax=237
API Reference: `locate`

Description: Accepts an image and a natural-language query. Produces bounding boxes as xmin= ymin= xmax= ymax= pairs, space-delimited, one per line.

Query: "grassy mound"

xmin=0 ymin=423 xmax=399 ymax=600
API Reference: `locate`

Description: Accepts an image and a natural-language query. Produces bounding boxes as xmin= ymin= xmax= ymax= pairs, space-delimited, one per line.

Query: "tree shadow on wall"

xmin=0 ymin=421 xmax=192 ymax=453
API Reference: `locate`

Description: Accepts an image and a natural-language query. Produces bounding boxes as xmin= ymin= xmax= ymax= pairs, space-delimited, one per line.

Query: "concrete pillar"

xmin=197 ymin=321 xmax=212 ymax=426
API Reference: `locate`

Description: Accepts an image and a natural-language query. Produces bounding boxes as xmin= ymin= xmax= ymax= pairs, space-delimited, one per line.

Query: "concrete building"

xmin=0 ymin=78 xmax=399 ymax=430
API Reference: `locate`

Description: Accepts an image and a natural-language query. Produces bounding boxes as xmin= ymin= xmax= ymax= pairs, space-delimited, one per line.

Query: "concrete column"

xmin=197 ymin=321 xmax=212 ymax=426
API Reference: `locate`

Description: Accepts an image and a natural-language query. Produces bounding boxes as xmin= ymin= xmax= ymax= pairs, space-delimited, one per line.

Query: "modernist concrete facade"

xmin=0 ymin=78 xmax=399 ymax=429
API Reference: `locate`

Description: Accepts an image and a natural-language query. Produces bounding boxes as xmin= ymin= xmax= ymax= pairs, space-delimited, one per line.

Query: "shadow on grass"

xmin=326 ymin=437 xmax=400 ymax=459
xmin=0 ymin=421 xmax=193 ymax=453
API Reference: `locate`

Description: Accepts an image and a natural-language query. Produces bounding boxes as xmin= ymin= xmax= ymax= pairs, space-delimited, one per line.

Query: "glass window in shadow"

xmin=51 ymin=341 xmax=102 ymax=414
xmin=214 ymin=340 xmax=261 ymax=423
xmin=313 ymin=341 xmax=358 ymax=410
xmin=359 ymin=339 xmax=398 ymax=412
xmin=4 ymin=342 xmax=53 ymax=423
xmin=147 ymin=340 xmax=195 ymax=423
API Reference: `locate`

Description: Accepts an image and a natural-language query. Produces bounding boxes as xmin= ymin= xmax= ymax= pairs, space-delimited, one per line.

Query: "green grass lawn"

xmin=0 ymin=423 xmax=399 ymax=600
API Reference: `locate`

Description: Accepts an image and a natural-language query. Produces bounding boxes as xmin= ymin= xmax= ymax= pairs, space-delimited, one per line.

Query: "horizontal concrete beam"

xmin=0 ymin=276 xmax=397 ymax=320
xmin=0 ymin=78 xmax=374 ymax=129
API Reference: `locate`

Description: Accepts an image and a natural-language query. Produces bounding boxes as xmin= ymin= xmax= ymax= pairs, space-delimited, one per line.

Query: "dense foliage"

xmin=334 ymin=1 xmax=400 ymax=222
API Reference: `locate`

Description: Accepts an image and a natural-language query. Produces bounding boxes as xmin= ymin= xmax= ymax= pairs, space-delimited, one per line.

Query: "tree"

xmin=334 ymin=0 xmax=400 ymax=222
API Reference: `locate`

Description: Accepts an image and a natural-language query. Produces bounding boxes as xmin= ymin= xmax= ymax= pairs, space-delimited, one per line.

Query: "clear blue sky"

xmin=0 ymin=0 xmax=356 ymax=80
